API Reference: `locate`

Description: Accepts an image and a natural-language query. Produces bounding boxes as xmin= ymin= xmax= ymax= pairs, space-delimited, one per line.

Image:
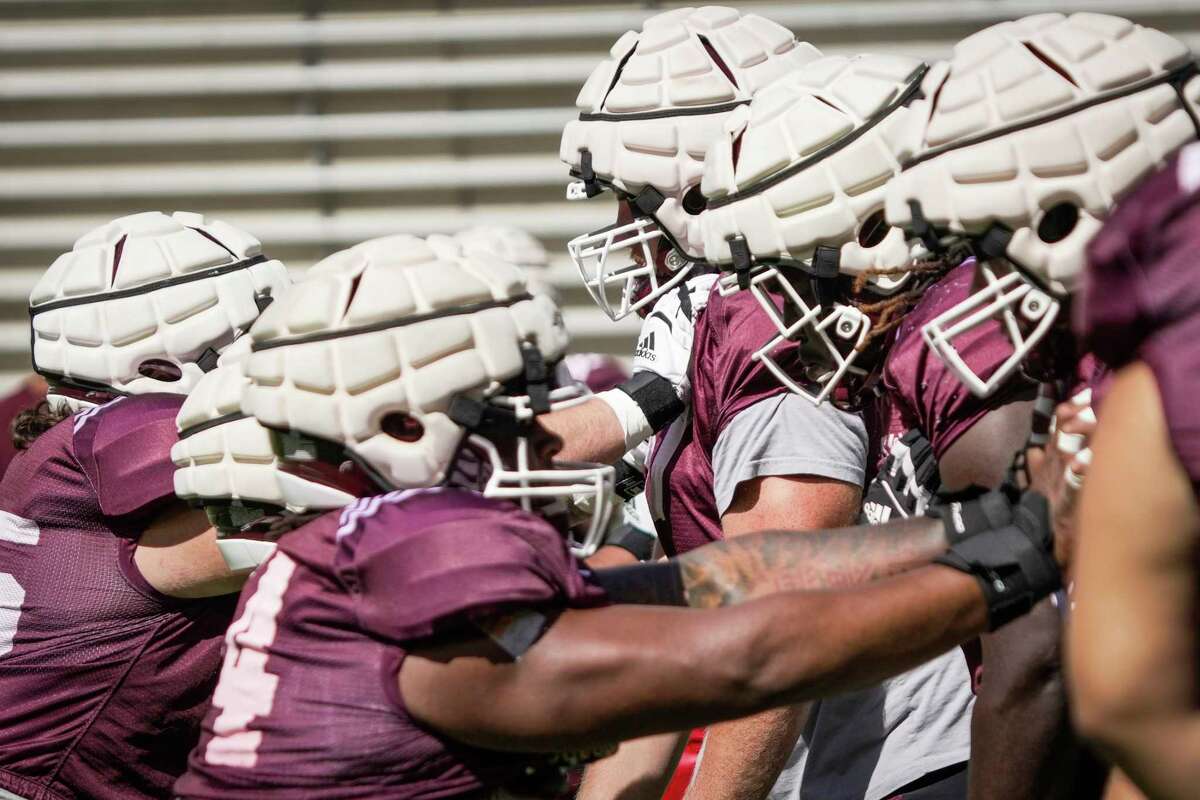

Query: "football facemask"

xmin=566 ymin=185 xmax=703 ymax=321
xmin=920 ymin=261 xmax=1060 ymax=398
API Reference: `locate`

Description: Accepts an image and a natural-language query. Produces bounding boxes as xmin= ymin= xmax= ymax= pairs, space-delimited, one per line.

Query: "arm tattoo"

xmin=676 ymin=517 xmax=948 ymax=609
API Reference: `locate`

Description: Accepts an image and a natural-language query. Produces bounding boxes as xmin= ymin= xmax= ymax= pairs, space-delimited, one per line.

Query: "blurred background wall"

xmin=2 ymin=0 xmax=1199 ymax=390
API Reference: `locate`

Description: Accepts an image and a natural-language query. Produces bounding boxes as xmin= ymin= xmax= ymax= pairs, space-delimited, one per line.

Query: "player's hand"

xmin=630 ymin=274 xmax=716 ymax=403
xmin=1026 ymin=390 xmax=1097 ymax=572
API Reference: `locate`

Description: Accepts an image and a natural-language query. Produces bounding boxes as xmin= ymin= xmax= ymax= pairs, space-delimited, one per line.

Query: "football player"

xmin=559 ymin=10 xmax=896 ymax=799
xmin=176 ymin=233 xmax=1064 ymax=799
xmin=1068 ymin=144 xmax=1200 ymax=800
xmin=883 ymin=13 xmax=1198 ymax=798
xmin=696 ymin=53 xmax=977 ymax=800
xmin=0 ymin=211 xmax=291 ymax=800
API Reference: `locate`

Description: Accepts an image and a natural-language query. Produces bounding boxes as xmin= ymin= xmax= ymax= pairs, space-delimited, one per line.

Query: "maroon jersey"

xmin=1080 ymin=144 xmax=1200 ymax=491
xmin=177 ymin=488 xmax=607 ymax=799
xmin=0 ymin=394 xmax=237 ymax=800
xmin=0 ymin=379 xmax=45 ymax=478
xmin=879 ymin=260 xmax=1039 ymax=463
xmin=645 ymin=288 xmax=796 ymax=555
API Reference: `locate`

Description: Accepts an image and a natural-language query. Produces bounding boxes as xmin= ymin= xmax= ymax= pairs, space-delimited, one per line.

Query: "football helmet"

xmin=454 ymin=224 xmax=558 ymax=300
xmin=561 ymin=6 xmax=821 ymax=320
xmin=885 ymin=13 xmax=1200 ymax=396
xmin=172 ymin=359 xmax=355 ymax=570
xmin=698 ymin=53 xmax=931 ymax=405
xmin=240 ymin=234 xmax=615 ymax=556
xmin=29 ymin=211 xmax=290 ymax=410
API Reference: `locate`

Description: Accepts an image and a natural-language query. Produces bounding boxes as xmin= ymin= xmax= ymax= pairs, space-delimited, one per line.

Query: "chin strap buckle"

xmin=569 ymin=149 xmax=604 ymax=200
xmin=976 ymin=223 xmax=1014 ymax=261
xmin=811 ymin=245 xmax=842 ymax=308
xmin=522 ymin=343 xmax=551 ymax=414
xmin=907 ymin=200 xmax=944 ymax=254
xmin=727 ymin=235 xmax=753 ymax=290
xmin=195 ymin=347 xmax=222 ymax=373
xmin=633 ymin=185 xmax=666 ymax=215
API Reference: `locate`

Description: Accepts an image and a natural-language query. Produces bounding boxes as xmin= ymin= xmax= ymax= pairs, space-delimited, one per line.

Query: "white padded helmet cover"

xmin=241 ymin=234 xmax=569 ymax=492
xmin=172 ymin=361 xmax=354 ymax=512
xmin=699 ymin=54 xmax=927 ymax=276
xmin=29 ymin=211 xmax=290 ymax=401
xmin=560 ymin=6 xmax=821 ymax=255
xmin=455 ymin=224 xmax=557 ymax=301
xmin=885 ymin=12 xmax=1200 ymax=294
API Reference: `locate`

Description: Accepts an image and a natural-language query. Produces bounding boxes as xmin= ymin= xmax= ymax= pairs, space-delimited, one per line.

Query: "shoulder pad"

xmin=341 ymin=490 xmax=597 ymax=643
xmin=73 ymin=394 xmax=185 ymax=518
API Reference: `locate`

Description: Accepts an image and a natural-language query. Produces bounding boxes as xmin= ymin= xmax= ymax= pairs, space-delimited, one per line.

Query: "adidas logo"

xmin=635 ymin=331 xmax=656 ymax=361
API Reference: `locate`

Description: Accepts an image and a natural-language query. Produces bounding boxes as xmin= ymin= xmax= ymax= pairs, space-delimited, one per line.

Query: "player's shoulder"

xmin=72 ymin=393 xmax=185 ymax=517
xmin=338 ymin=489 xmax=597 ymax=643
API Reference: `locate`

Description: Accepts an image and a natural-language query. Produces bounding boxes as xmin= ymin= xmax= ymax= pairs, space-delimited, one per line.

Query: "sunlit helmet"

xmin=698 ymin=53 xmax=931 ymax=406
xmin=240 ymin=234 xmax=615 ymax=556
xmin=884 ymin=12 xmax=1200 ymax=396
xmin=171 ymin=358 xmax=355 ymax=571
xmin=561 ymin=6 xmax=821 ymax=320
xmin=455 ymin=224 xmax=558 ymax=301
xmin=29 ymin=211 xmax=290 ymax=410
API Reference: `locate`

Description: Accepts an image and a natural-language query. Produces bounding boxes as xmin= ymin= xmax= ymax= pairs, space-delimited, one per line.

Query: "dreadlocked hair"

xmin=12 ymin=400 xmax=71 ymax=451
xmin=850 ymin=255 xmax=962 ymax=347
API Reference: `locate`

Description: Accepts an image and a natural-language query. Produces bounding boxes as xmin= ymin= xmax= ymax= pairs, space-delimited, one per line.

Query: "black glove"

xmin=933 ymin=490 xmax=1060 ymax=630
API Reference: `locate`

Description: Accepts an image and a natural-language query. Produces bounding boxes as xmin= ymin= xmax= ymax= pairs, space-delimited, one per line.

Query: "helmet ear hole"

xmin=682 ymin=185 xmax=707 ymax=215
xmin=856 ymin=210 xmax=889 ymax=248
xmin=381 ymin=412 xmax=424 ymax=443
xmin=1036 ymin=202 xmax=1079 ymax=244
xmin=137 ymin=359 xmax=182 ymax=382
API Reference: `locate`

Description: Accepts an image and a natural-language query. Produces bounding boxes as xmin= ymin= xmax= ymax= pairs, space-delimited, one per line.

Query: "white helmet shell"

xmin=29 ymin=211 xmax=290 ymax=409
xmin=241 ymin=234 xmax=613 ymax=556
xmin=886 ymin=12 xmax=1200 ymax=295
xmin=696 ymin=54 xmax=929 ymax=406
xmin=561 ymin=6 xmax=821 ymax=319
xmin=883 ymin=13 xmax=1200 ymax=396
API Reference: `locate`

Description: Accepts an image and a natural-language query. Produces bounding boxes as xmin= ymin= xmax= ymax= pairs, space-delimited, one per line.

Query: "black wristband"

xmin=613 ymin=458 xmax=646 ymax=501
xmin=586 ymin=561 xmax=686 ymax=606
xmin=933 ymin=490 xmax=1060 ymax=630
xmin=605 ymin=525 xmax=657 ymax=562
xmin=928 ymin=488 xmax=1016 ymax=544
xmin=617 ymin=371 xmax=685 ymax=433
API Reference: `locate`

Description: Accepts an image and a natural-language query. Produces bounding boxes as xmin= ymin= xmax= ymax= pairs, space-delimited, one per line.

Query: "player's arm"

xmin=577 ymin=732 xmax=689 ymax=800
xmin=1068 ymin=363 xmax=1200 ymax=800
xmin=134 ymin=503 xmax=249 ymax=598
xmin=681 ymin=474 xmax=859 ymax=800
xmin=402 ymin=565 xmax=990 ymax=753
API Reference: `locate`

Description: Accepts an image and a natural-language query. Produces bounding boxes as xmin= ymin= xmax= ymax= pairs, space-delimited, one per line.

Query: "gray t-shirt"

xmin=713 ymin=393 xmax=867 ymax=515
xmin=714 ymin=394 xmax=974 ymax=800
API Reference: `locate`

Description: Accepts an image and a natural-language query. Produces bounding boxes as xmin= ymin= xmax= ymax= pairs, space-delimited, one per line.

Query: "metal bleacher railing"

xmin=1 ymin=0 xmax=1198 ymax=389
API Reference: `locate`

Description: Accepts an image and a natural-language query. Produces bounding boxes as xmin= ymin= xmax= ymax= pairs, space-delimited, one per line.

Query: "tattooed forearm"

xmin=676 ymin=516 xmax=948 ymax=609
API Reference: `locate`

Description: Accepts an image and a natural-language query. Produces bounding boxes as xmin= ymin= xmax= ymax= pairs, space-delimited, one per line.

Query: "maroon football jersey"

xmin=176 ymin=488 xmax=607 ymax=799
xmin=1080 ymin=144 xmax=1200 ymax=492
xmin=645 ymin=288 xmax=796 ymax=555
xmin=0 ymin=394 xmax=238 ymax=800
xmin=879 ymin=260 xmax=1039 ymax=463
xmin=0 ymin=379 xmax=45 ymax=478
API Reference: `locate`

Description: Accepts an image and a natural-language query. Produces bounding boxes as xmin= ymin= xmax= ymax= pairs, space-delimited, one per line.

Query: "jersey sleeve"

xmin=711 ymin=393 xmax=867 ymax=515
xmin=346 ymin=499 xmax=601 ymax=644
xmin=72 ymin=394 xmax=185 ymax=519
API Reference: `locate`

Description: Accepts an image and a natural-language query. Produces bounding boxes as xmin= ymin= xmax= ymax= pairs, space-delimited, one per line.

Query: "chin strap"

xmin=577 ymin=150 xmax=605 ymax=199
xmin=727 ymin=234 xmax=753 ymax=290
xmin=929 ymin=489 xmax=1060 ymax=630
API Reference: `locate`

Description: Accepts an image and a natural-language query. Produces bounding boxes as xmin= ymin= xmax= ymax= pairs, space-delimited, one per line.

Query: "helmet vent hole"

xmin=682 ymin=185 xmax=707 ymax=215
xmin=1022 ymin=42 xmax=1078 ymax=88
xmin=856 ymin=210 xmax=889 ymax=248
xmin=698 ymin=35 xmax=738 ymax=89
xmin=138 ymin=359 xmax=182 ymax=382
xmin=381 ymin=412 xmax=424 ymax=443
xmin=1037 ymin=203 xmax=1079 ymax=244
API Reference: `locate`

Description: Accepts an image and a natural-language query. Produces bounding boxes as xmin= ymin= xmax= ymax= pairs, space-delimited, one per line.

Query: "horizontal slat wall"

xmin=1 ymin=0 xmax=1198 ymax=387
